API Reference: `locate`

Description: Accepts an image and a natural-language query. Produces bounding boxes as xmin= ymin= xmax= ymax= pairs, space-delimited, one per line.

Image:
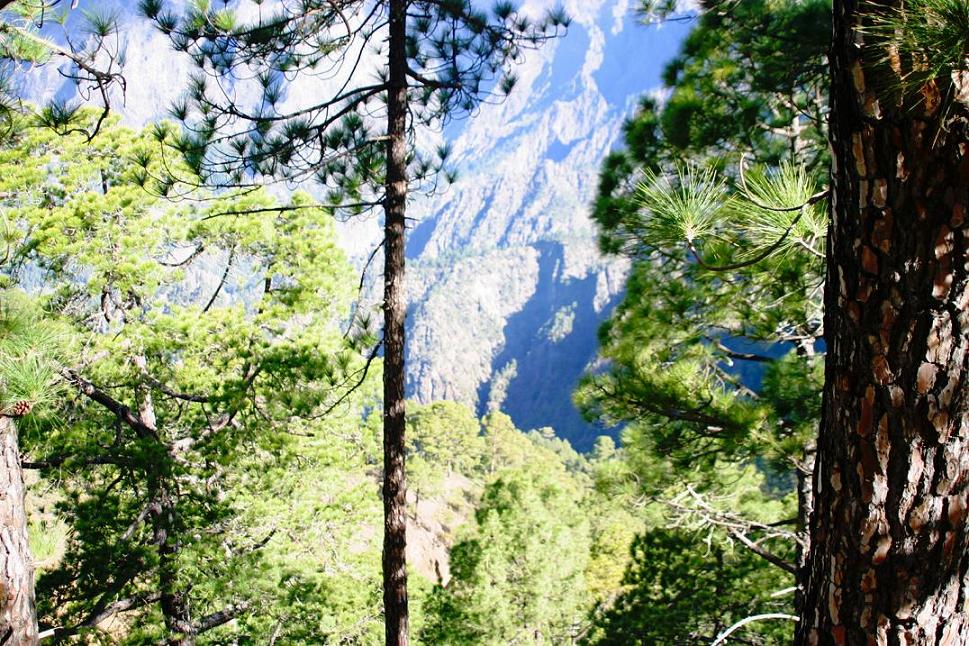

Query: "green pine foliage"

xmin=10 ymin=0 xmax=950 ymax=642
xmin=595 ymin=0 xmax=830 ymax=255
xmin=0 ymin=2 xmax=125 ymax=141
xmin=421 ymin=465 xmax=591 ymax=645
xmin=0 ymin=107 xmax=637 ymax=641
xmin=862 ymin=0 xmax=969 ymax=92
xmin=581 ymin=0 xmax=831 ymax=483
xmin=0 ymin=291 xmax=67 ymax=414
xmin=576 ymin=1 xmax=832 ymax=642
xmin=0 ymin=129 xmax=639 ymax=640
xmin=138 ymin=0 xmax=569 ymax=203
xmin=0 ymin=110 xmax=385 ymax=642
xmin=408 ymin=400 xmax=487 ymax=490
xmin=583 ymin=527 xmax=792 ymax=645
xmin=580 ymin=461 xmax=797 ymax=645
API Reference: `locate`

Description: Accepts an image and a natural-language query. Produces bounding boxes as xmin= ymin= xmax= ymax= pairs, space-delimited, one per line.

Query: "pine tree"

xmin=138 ymin=3 xmax=567 ymax=642
xmin=421 ymin=465 xmax=591 ymax=645
xmin=577 ymin=1 xmax=830 ymax=637
xmin=798 ymin=1 xmax=969 ymax=641
xmin=0 ymin=4 xmax=125 ymax=629
xmin=596 ymin=0 xmax=969 ymax=638
xmin=0 ymin=111 xmax=371 ymax=643
xmin=0 ymin=292 xmax=66 ymax=646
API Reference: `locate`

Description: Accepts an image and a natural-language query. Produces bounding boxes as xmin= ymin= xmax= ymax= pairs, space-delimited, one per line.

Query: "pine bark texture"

xmin=798 ymin=1 xmax=969 ymax=643
xmin=382 ymin=0 xmax=410 ymax=643
xmin=0 ymin=416 xmax=38 ymax=646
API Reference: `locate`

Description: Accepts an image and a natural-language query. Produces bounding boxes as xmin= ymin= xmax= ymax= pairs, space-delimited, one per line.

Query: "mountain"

xmin=403 ymin=2 xmax=688 ymax=449
xmin=17 ymin=0 xmax=689 ymax=450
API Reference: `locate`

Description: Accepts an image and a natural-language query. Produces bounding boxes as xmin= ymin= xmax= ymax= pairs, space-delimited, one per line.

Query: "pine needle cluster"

xmin=863 ymin=0 xmax=969 ymax=91
xmin=634 ymin=161 xmax=826 ymax=267
xmin=0 ymin=290 xmax=67 ymax=415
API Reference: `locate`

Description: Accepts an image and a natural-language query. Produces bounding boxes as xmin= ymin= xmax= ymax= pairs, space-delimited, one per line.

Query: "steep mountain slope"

xmin=17 ymin=0 xmax=687 ymax=450
xmin=404 ymin=2 xmax=688 ymax=448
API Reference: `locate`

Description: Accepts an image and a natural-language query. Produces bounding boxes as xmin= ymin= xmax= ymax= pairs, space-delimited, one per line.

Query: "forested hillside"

xmin=2 ymin=0 xmax=969 ymax=644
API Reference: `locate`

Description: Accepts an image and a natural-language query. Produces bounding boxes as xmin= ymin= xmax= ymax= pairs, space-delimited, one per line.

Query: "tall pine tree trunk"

xmin=0 ymin=416 xmax=38 ymax=646
xmin=382 ymin=0 xmax=409 ymax=643
xmin=798 ymin=1 xmax=969 ymax=642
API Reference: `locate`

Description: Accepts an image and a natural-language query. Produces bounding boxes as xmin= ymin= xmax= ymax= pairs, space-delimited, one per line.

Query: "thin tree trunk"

xmin=0 ymin=416 xmax=37 ymax=646
xmin=797 ymin=1 xmax=969 ymax=642
xmin=382 ymin=0 xmax=409 ymax=644
xmin=797 ymin=447 xmax=816 ymax=557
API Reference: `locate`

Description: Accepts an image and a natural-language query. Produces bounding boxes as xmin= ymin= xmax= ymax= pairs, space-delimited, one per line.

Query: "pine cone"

xmin=2 ymin=400 xmax=33 ymax=418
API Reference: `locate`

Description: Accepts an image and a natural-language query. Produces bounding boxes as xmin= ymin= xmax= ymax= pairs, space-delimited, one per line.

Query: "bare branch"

xmin=159 ymin=244 xmax=205 ymax=268
xmin=40 ymin=578 xmax=160 ymax=640
xmin=729 ymin=529 xmax=797 ymax=575
xmin=316 ymin=340 xmax=381 ymax=418
xmin=665 ymin=485 xmax=800 ymax=574
xmin=710 ymin=613 xmax=798 ymax=646
xmin=21 ymin=454 xmax=130 ymax=469
xmin=203 ymin=245 xmax=235 ymax=313
xmin=714 ymin=340 xmax=774 ymax=363
xmin=343 ymin=237 xmax=384 ymax=339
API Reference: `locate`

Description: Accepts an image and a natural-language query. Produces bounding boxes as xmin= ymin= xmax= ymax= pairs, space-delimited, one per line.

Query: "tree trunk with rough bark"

xmin=382 ymin=0 xmax=409 ymax=644
xmin=0 ymin=416 xmax=38 ymax=646
xmin=797 ymin=1 xmax=969 ymax=643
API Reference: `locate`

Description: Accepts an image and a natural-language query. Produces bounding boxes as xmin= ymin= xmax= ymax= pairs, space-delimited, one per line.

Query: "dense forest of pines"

xmin=0 ymin=0 xmax=968 ymax=643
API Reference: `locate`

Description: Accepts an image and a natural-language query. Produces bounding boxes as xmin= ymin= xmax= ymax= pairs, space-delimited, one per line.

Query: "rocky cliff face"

xmin=18 ymin=0 xmax=687 ymax=450
xmin=402 ymin=1 xmax=687 ymax=448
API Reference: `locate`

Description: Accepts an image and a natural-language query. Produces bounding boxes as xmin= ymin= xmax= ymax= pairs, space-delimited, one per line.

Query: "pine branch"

xmin=738 ymin=153 xmax=828 ymax=213
xmin=202 ymin=245 xmax=235 ymax=313
xmin=405 ymin=66 xmax=459 ymax=90
xmin=158 ymin=244 xmax=205 ymax=267
xmin=193 ymin=601 xmax=253 ymax=634
xmin=60 ymin=369 xmax=158 ymax=440
xmin=21 ymin=454 xmax=131 ymax=469
xmin=666 ymin=485 xmax=800 ymax=575
xmin=315 ymin=340 xmax=381 ymax=418
xmin=728 ymin=530 xmax=798 ymax=575
xmin=38 ymin=592 xmax=164 ymax=641
xmin=714 ymin=340 xmax=773 ymax=363
xmin=41 ymin=570 xmax=155 ymax=641
xmin=0 ymin=21 xmax=124 ymax=141
xmin=343 ymin=237 xmax=384 ymax=339
xmin=588 ymin=377 xmax=748 ymax=436
xmin=686 ymin=198 xmax=821 ymax=272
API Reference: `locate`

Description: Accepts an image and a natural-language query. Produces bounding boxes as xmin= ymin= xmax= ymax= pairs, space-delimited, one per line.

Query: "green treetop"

xmin=0 ymin=110 xmax=373 ymax=642
xmin=421 ymin=464 xmax=591 ymax=645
